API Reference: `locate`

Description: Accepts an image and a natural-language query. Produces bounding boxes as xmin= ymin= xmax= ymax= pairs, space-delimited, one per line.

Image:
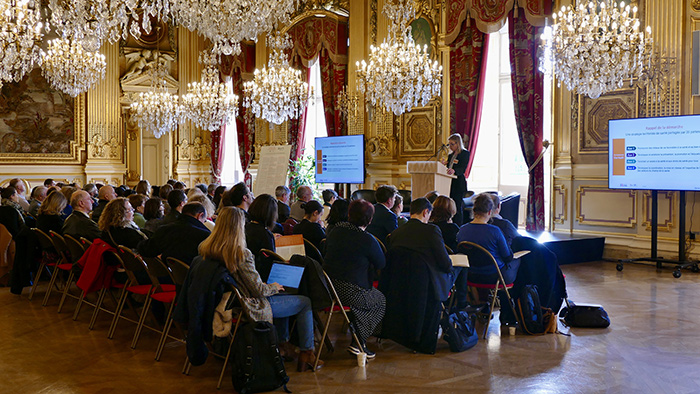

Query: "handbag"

xmin=559 ymin=299 xmax=610 ymax=328
xmin=440 ymin=309 xmax=478 ymax=352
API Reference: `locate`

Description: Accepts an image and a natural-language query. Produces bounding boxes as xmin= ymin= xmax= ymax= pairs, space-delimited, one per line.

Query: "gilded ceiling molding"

xmin=371 ymin=0 xmax=378 ymax=44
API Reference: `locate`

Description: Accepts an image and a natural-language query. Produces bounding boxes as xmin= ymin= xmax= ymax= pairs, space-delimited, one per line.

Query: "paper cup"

xmin=357 ymin=352 xmax=367 ymax=367
xmin=508 ymin=326 xmax=516 ymax=336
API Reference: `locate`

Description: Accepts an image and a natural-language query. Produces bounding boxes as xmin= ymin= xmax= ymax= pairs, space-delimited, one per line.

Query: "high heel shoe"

xmin=297 ymin=350 xmax=323 ymax=372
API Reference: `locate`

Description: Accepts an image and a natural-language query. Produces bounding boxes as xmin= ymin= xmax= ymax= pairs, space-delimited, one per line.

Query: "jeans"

xmin=268 ymin=294 xmax=314 ymax=351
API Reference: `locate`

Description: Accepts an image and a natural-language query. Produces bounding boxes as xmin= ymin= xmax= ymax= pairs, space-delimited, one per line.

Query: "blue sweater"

xmin=456 ymin=222 xmax=513 ymax=276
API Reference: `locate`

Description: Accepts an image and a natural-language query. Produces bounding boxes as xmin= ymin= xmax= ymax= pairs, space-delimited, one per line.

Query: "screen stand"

xmin=617 ymin=190 xmax=698 ymax=278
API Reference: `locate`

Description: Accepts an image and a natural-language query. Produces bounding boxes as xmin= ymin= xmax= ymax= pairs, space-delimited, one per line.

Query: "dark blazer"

xmin=36 ymin=214 xmax=64 ymax=235
xmin=447 ymin=149 xmax=470 ymax=196
xmin=62 ymin=211 xmax=101 ymax=241
xmin=366 ymin=203 xmax=398 ymax=247
xmin=0 ymin=206 xmax=24 ymax=237
xmin=103 ymin=226 xmax=147 ymax=249
xmin=388 ymin=218 xmax=453 ymax=301
xmin=245 ymin=221 xmax=276 ymax=258
xmin=90 ymin=199 xmax=109 ymax=224
xmin=433 ymin=220 xmax=459 ymax=253
xmin=490 ymin=216 xmax=520 ymax=248
xmin=293 ymin=219 xmax=326 ymax=251
xmin=138 ymin=214 xmax=211 ymax=265
xmin=323 ymin=223 xmax=385 ymax=289
xmin=277 ymin=200 xmax=291 ymax=223
xmin=160 ymin=210 xmax=180 ymax=227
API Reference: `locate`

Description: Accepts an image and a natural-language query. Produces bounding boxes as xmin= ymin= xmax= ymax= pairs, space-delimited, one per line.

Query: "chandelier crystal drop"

xmin=539 ymin=0 xmax=653 ymax=99
xmin=172 ymin=0 xmax=298 ymax=56
xmin=243 ymin=31 xmax=312 ymax=125
xmin=41 ymin=38 xmax=106 ymax=97
xmin=130 ymin=60 xmax=182 ymax=139
xmin=0 ymin=0 xmax=46 ymax=85
xmin=356 ymin=0 xmax=442 ymax=116
xmin=182 ymin=51 xmax=239 ymax=132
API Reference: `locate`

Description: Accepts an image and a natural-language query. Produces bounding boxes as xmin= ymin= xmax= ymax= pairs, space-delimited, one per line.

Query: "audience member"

xmin=162 ymin=189 xmax=187 ymax=226
xmin=138 ymin=202 xmax=210 ymax=265
xmin=207 ymin=183 xmax=217 ymax=200
xmin=430 ymin=196 xmax=459 ymax=252
xmin=83 ymin=183 xmax=98 ymax=209
xmin=391 ymin=194 xmax=407 ymax=226
xmin=1 ymin=187 xmax=25 ymax=224
xmin=36 ymin=191 xmax=67 ymax=234
xmin=290 ymin=186 xmax=313 ymax=221
xmin=197 ymin=207 xmax=322 ymax=371
xmin=320 ymin=189 xmax=338 ymax=226
xmin=325 ymin=198 xmax=349 ymax=235
xmin=425 ymin=190 xmax=440 ymax=204
xmin=8 ymin=178 xmax=29 ymax=211
xmin=488 ymin=193 xmax=520 ymax=248
xmin=188 ymin=192 xmax=216 ymax=231
xmin=195 ymin=184 xmax=208 ymax=196
xmin=213 ymin=185 xmax=227 ymax=209
xmin=135 ymin=180 xmax=150 ymax=196
xmin=91 ymin=185 xmax=117 ymax=224
xmin=159 ymin=184 xmax=174 ymax=200
xmin=59 ymin=186 xmax=77 ymax=218
xmin=245 ymin=194 xmax=278 ymax=258
xmin=44 ymin=179 xmax=56 ymax=188
xmin=173 ymin=181 xmax=185 ymax=190
xmin=275 ymin=185 xmax=292 ymax=223
xmin=366 ymin=185 xmax=398 ymax=247
xmin=324 ymin=200 xmax=385 ymax=358
xmin=223 ymin=182 xmax=254 ymax=222
xmin=166 ymin=179 xmax=176 ymax=186
xmin=28 ymin=186 xmax=47 ymax=217
xmin=128 ymin=194 xmax=149 ymax=229
xmin=143 ymin=197 xmax=166 ymax=234
xmin=98 ymin=197 xmax=147 ymax=249
xmin=62 ymin=190 xmax=101 ymax=241
xmin=292 ymin=200 xmax=326 ymax=250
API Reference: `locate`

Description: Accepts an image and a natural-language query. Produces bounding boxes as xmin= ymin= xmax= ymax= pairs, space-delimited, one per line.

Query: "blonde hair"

xmin=198 ymin=207 xmax=246 ymax=273
xmin=98 ymin=197 xmax=131 ymax=231
xmin=39 ymin=191 xmax=67 ymax=215
xmin=189 ymin=192 xmax=216 ymax=218
xmin=448 ymin=134 xmax=466 ymax=151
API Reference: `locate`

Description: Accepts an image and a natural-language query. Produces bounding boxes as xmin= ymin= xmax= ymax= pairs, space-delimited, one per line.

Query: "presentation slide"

xmin=608 ymin=115 xmax=700 ymax=191
xmin=315 ymin=135 xmax=365 ymax=184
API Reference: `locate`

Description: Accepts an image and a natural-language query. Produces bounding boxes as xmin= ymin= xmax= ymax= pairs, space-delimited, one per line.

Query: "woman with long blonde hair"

xmin=198 ymin=207 xmax=322 ymax=372
xmin=444 ymin=133 xmax=470 ymax=225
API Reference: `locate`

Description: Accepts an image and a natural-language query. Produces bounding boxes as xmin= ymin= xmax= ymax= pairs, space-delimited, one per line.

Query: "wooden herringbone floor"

xmin=1 ymin=261 xmax=699 ymax=394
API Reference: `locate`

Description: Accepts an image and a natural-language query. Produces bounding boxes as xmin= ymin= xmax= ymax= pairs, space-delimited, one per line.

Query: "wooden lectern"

xmin=407 ymin=161 xmax=456 ymax=199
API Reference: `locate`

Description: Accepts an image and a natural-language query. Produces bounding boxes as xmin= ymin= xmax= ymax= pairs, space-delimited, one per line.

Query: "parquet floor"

xmin=2 ymin=261 xmax=700 ymax=394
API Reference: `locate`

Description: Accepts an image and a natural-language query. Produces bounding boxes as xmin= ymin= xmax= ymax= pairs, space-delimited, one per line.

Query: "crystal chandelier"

xmin=356 ymin=0 xmax=442 ymax=116
xmin=336 ymin=87 xmax=360 ymax=124
xmin=243 ymin=31 xmax=311 ymax=125
xmin=130 ymin=57 xmax=182 ymax=138
xmin=540 ymin=0 xmax=653 ymax=99
xmin=41 ymin=38 xmax=106 ymax=97
xmin=172 ymin=0 xmax=298 ymax=56
xmin=0 ymin=0 xmax=46 ymax=87
xmin=182 ymin=51 xmax=239 ymax=132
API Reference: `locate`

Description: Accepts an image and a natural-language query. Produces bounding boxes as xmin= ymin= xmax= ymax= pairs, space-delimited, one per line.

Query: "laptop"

xmin=267 ymin=262 xmax=305 ymax=291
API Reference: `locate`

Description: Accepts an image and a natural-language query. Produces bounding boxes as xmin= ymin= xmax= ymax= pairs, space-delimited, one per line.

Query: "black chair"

xmin=351 ymin=189 xmax=377 ymax=204
xmin=397 ymin=189 xmax=412 ymax=213
xmin=499 ymin=192 xmax=520 ymax=228
xmin=303 ymin=238 xmax=324 ymax=265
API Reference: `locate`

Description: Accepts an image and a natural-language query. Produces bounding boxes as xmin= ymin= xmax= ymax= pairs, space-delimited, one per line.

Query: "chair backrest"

xmin=350 ymin=189 xmax=377 ymax=204
xmin=370 ymin=233 xmax=387 ymax=254
xmin=260 ymin=249 xmax=287 ymax=263
xmin=319 ymin=238 xmax=327 ymax=257
xmin=64 ymin=234 xmax=87 ymax=265
xmin=444 ymin=244 xmax=454 ymax=255
xmin=282 ymin=218 xmax=298 ymax=235
xmin=32 ymin=228 xmax=55 ymax=251
xmin=48 ymin=230 xmax=70 ymax=263
xmin=303 ymin=238 xmax=324 ymax=265
xmin=0 ymin=223 xmax=14 ymax=271
xmin=499 ymin=192 xmax=520 ymax=227
xmin=115 ymin=246 xmax=150 ymax=285
xmin=165 ymin=257 xmax=190 ymax=286
xmin=457 ymin=241 xmax=509 ymax=285
xmin=142 ymin=255 xmax=174 ymax=291
xmin=397 ymin=189 xmax=412 ymax=212
xmin=79 ymin=237 xmax=93 ymax=249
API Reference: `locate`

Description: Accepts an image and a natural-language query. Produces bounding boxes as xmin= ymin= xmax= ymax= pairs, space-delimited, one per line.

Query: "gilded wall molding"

xmin=87 ymin=128 xmax=122 ymax=160
xmin=178 ymin=137 xmax=210 ymax=162
xmin=370 ymin=0 xmax=378 ymax=45
xmin=576 ymin=186 xmax=637 ymax=228
xmin=577 ymin=88 xmax=638 ymax=155
xmin=553 ymin=184 xmax=567 ymax=224
xmin=642 ymin=191 xmax=676 ymax=232
xmin=398 ymin=104 xmax=439 ymax=159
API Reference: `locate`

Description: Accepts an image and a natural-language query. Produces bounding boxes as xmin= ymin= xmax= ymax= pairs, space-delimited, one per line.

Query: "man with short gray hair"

xmin=28 ymin=186 xmax=47 ymax=217
xmin=290 ymin=185 xmax=313 ymax=222
xmin=275 ymin=185 xmax=291 ymax=223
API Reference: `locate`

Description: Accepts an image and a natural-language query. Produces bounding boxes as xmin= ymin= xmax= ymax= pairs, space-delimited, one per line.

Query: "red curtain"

xmin=450 ymin=18 xmax=489 ymax=177
xmin=509 ymin=9 xmax=545 ymax=231
xmin=319 ymin=47 xmax=347 ymax=137
xmin=210 ymin=125 xmax=224 ymax=184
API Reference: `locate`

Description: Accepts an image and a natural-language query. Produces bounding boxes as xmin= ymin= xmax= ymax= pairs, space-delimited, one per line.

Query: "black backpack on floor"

xmin=516 ymin=285 xmax=558 ymax=335
xmin=232 ymin=321 xmax=290 ymax=394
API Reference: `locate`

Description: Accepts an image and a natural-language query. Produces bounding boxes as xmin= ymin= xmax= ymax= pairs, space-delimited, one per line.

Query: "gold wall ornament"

xmin=370 ymin=0 xmax=378 ymax=45
xmin=694 ymin=0 xmax=700 ymax=11
xmin=576 ymin=186 xmax=637 ymax=228
xmin=87 ymin=132 xmax=121 ymax=159
xmin=179 ymin=139 xmax=190 ymax=160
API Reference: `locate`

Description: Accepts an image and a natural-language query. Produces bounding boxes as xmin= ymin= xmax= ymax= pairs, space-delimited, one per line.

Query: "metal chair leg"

xmin=73 ymin=290 xmax=86 ymax=320
xmin=107 ymin=285 xmax=130 ymax=339
xmin=57 ymin=271 xmax=75 ymax=313
xmin=314 ymin=301 xmax=336 ymax=371
xmin=217 ymin=317 xmax=242 ymax=390
xmin=28 ymin=261 xmax=48 ymax=301
xmin=131 ymin=295 xmax=153 ymax=349
xmin=41 ymin=264 xmax=61 ymax=306
xmin=88 ymin=288 xmax=108 ymax=330
xmin=155 ymin=301 xmax=177 ymax=361
xmin=483 ymin=285 xmax=499 ymax=339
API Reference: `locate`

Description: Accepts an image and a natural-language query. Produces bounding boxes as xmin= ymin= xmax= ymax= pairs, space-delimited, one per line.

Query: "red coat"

xmin=76 ymin=239 xmax=118 ymax=294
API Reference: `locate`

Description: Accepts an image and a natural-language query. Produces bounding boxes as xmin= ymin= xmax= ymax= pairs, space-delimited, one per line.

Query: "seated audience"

xmin=425 ymin=190 xmax=440 ymax=204
xmin=292 ymin=200 xmax=326 ymax=250
xmin=198 ymin=207 xmax=322 ymax=371
xmin=245 ymin=194 xmax=278 ymax=258
xmin=83 ymin=183 xmax=98 ymax=209
xmin=430 ymin=196 xmax=459 ymax=252
xmin=488 ymin=193 xmax=520 ymax=248
xmin=325 ymin=198 xmax=349 ymax=235
xmin=138 ymin=202 xmax=210 ymax=265
xmin=194 ymin=183 xmax=208 ymax=195
xmin=62 ymin=190 xmax=101 ymax=241
xmin=213 ymin=185 xmax=227 ymax=209
xmin=173 ymin=181 xmax=185 ymax=190
xmin=135 ymin=180 xmax=150 ymax=196
xmin=44 ymin=178 xmax=56 ymax=188
xmin=320 ymin=189 xmax=338 ymax=226
xmin=128 ymin=194 xmax=149 ymax=229
xmin=28 ymin=186 xmax=47 ymax=217
xmin=324 ymin=200 xmax=385 ymax=358
xmin=60 ymin=186 xmax=77 ymax=218
xmin=91 ymin=185 xmax=117 ymax=224
xmin=366 ymin=185 xmax=398 ymax=247
xmin=275 ymin=185 xmax=291 ymax=223
xmin=143 ymin=197 xmax=166 ymax=234
xmin=290 ymin=186 xmax=313 ymax=222
xmin=1 ymin=187 xmax=25 ymax=224
xmin=99 ymin=197 xmax=148 ymax=249
xmin=8 ymin=178 xmax=29 ymax=211
xmin=391 ymin=194 xmax=408 ymax=226
xmin=36 ymin=191 xmax=67 ymax=234
xmin=222 ymin=182 xmax=254 ymax=222
xmin=207 ymin=183 xmax=217 ymax=201
xmin=188 ymin=191 xmax=216 ymax=231
xmin=159 ymin=184 xmax=174 ymax=201
xmin=162 ymin=189 xmax=187 ymax=226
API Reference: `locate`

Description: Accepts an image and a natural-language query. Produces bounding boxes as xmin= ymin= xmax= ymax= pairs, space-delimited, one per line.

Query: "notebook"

xmin=267 ymin=263 xmax=305 ymax=289
xmin=275 ymin=234 xmax=306 ymax=261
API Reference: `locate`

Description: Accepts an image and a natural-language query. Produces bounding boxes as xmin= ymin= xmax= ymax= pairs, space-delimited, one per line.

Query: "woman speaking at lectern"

xmin=444 ymin=134 xmax=470 ymax=225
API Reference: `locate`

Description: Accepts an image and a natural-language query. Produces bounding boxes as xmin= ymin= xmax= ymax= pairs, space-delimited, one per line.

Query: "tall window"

xmin=220 ymin=78 xmax=245 ymax=187
xmin=302 ymin=56 xmax=328 ymax=156
xmin=467 ymin=22 xmax=552 ymax=228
